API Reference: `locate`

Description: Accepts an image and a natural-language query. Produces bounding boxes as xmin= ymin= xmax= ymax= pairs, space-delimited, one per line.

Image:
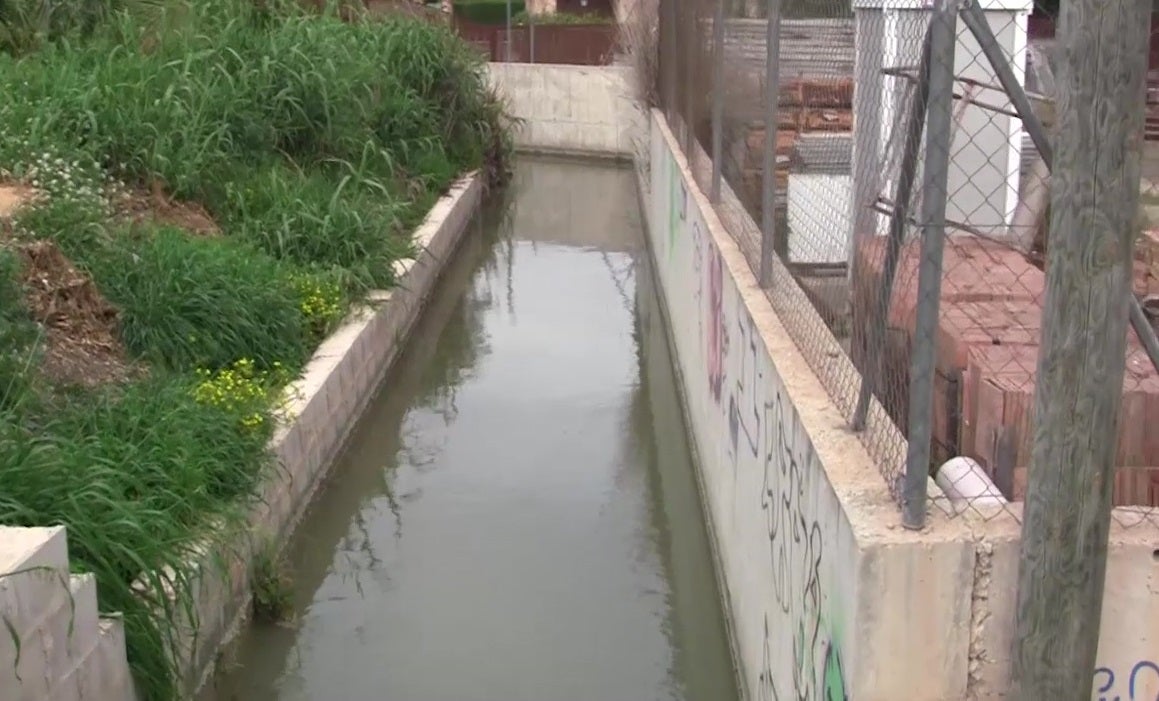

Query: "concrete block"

xmin=0 ymin=526 xmax=68 ymax=574
xmin=58 ymin=617 xmax=136 ymax=701
xmin=39 ymin=575 xmax=100 ymax=687
xmin=852 ymin=536 xmax=975 ymax=701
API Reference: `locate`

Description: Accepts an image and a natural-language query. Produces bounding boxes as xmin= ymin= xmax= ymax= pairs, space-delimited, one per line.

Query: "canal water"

xmin=204 ymin=157 xmax=739 ymax=701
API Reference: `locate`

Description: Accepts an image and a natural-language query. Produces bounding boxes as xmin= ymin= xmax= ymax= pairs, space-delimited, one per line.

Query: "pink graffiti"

xmin=706 ymin=244 xmax=726 ymax=405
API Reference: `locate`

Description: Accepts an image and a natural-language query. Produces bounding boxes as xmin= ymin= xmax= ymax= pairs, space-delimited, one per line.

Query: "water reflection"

xmin=204 ymin=157 xmax=737 ymax=701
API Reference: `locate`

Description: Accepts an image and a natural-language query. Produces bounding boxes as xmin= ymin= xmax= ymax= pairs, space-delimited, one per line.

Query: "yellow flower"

xmin=190 ymin=358 xmax=292 ymax=433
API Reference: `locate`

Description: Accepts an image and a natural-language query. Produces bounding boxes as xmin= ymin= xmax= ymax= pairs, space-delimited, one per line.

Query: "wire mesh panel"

xmin=656 ymin=0 xmax=1159 ymax=528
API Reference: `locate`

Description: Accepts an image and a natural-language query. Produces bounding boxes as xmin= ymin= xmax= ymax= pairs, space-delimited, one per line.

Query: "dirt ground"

xmin=1 ymin=181 xmax=221 ymax=388
xmin=14 ymin=239 xmax=135 ymax=388
xmin=112 ymin=180 xmax=220 ymax=237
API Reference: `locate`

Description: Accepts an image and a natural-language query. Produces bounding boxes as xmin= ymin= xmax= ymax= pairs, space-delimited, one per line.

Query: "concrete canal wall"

xmin=487 ymin=63 xmax=643 ymax=159
xmin=640 ymin=109 xmax=974 ymax=701
xmin=639 ymin=105 xmax=1159 ymax=701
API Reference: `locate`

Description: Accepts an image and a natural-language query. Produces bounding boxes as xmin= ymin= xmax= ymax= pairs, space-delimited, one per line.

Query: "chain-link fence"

xmin=655 ymin=0 xmax=1159 ymax=529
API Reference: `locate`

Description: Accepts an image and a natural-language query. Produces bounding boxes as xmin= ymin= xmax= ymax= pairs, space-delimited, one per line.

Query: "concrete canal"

xmin=203 ymin=156 xmax=739 ymax=701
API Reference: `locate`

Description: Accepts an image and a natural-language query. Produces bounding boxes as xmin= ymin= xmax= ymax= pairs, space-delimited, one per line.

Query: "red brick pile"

xmin=852 ymin=232 xmax=1159 ymax=506
xmin=731 ymin=78 xmax=853 ymax=217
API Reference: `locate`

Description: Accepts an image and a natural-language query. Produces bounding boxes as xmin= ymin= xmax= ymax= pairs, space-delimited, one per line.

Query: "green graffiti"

xmin=788 ymin=609 xmax=847 ymax=701
xmin=822 ymin=642 xmax=847 ymax=701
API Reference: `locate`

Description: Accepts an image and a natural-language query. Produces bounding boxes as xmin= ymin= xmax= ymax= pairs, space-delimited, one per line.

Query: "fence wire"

xmin=657 ymin=0 xmax=1159 ymax=529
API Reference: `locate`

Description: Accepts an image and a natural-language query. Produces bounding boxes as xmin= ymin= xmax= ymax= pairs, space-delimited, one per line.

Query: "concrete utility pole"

xmin=1012 ymin=1 xmax=1152 ymax=699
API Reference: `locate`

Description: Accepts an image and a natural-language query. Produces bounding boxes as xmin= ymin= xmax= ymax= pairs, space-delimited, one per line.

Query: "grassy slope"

xmin=0 ymin=1 xmax=509 ymax=698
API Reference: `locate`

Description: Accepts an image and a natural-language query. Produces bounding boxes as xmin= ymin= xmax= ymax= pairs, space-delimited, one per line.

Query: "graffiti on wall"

xmin=667 ymin=154 xmax=687 ymax=263
xmin=705 ymin=228 xmax=726 ymax=406
xmin=655 ymin=135 xmax=848 ymax=701
xmin=761 ymin=388 xmax=848 ymax=701
xmin=1095 ymin=660 xmax=1159 ymax=701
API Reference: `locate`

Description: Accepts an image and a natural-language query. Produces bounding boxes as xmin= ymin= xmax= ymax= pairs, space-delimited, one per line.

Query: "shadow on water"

xmin=203 ymin=156 xmax=738 ymax=701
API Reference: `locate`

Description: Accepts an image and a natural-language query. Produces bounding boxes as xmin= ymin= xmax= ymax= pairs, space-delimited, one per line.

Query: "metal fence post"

xmin=758 ymin=0 xmax=783 ymax=287
xmin=505 ymin=0 xmax=512 ymax=62
xmin=682 ymin=0 xmax=694 ymax=159
xmin=851 ymin=24 xmax=934 ymax=432
xmin=901 ymin=0 xmax=956 ymax=530
xmin=529 ymin=10 xmax=535 ymax=63
xmin=710 ymin=0 xmax=725 ymax=202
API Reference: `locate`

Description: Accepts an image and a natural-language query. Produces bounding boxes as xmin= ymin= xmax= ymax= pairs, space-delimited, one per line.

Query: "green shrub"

xmin=453 ymin=0 xmax=527 ymax=24
xmin=512 ymin=10 xmax=612 ymax=24
xmin=220 ymin=163 xmax=412 ymax=293
xmin=0 ymin=1 xmax=506 ymax=199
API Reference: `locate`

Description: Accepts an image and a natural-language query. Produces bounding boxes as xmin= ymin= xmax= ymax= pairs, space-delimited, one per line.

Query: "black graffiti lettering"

xmin=761 ymin=390 xmax=847 ymax=701
xmin=727 ymin=312 xmax=761 ymax=465
xmin=759 ymin=614 xmax=782 ymax=701
xmin=678 ymin=178 xmax=687 ymax=222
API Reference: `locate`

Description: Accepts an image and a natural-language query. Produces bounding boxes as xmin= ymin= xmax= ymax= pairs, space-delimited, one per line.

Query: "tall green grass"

xmin=0 ymin=374 xmax=274 ymax=699
xmin=0 ymin=1 xmax=511 ymax=697
xmin=87 ymin=227 xmax=315 ymax=372
xmin=0 ymin=250 xmax=40 ymax=409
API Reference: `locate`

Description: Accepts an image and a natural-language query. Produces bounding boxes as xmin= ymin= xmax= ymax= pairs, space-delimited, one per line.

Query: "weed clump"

xmin=0 ymin=0 xmax=512 ymax=698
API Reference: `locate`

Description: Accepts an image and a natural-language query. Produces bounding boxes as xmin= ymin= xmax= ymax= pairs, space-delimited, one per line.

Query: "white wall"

xmin=787 ymin=174 xmax=853 ymax=264
xmin=487 ymin=63 xmax=643 ymax=158
xmin=644 ymin=110 xmax=975 ymax=701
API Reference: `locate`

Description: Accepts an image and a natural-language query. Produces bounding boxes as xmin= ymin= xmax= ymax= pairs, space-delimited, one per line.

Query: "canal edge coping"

xmin=144 ymin=171 xmax=484 ymax=698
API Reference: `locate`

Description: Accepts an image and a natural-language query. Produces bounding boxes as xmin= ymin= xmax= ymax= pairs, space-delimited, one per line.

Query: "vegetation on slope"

xmin=0 ymin=1 xmax=510 ymax=697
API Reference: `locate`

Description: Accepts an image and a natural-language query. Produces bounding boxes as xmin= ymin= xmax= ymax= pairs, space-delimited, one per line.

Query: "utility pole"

xmin=1012 ymin=1 xmax=1151 ymax=699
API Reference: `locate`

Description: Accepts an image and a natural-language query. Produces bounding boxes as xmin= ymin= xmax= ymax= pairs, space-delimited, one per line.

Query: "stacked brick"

xmin=852 ymin=233 xmax=1159 ymax=507
xmin=726 ymin=78 xmax=853 ymax=217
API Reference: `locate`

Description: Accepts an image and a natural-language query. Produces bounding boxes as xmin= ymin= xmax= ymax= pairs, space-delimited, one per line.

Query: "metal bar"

xmin=505 ymin=0 xmax=512 ymax=62
xmin=683 ymin=0 xmax=695 ymax=159
xmin=710 ymin=0 xmax=725 ymax=202
xmin=902 ymin=0 xmax=957 ymax=531
xmin=758 ymin=0 xmax=784 ymax=287
xmin=1129 ymin=297 xmax=1159 ymax=375
xmin=529 ymin=10 xmax=535 ymax=63
xmin=958 ymin=0 xmax=1053 ymax=166
xmin=880 ymin=67 xmax=1028 ymax=119
xmin=851 ymin=24 xmax=934 ymax=432
xmin=664 ymin=0 xmax=676 ymax=121
xmin=881 ymin=66 xmax=1055 ymax=104
xmin=874 ymin=196 xmax=997 ymax=240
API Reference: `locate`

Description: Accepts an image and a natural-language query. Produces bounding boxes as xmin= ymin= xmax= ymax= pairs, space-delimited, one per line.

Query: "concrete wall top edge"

xmin=488 ymin=62 xmax=633 ymax=76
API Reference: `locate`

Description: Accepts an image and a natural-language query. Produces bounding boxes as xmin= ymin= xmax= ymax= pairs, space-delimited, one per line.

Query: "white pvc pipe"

xmin=935 ymin=456 xmax=1007 ymax=507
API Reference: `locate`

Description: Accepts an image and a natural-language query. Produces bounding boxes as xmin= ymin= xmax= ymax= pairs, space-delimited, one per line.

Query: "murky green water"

xmin=203 ymin=157 xmax=738 ymax=701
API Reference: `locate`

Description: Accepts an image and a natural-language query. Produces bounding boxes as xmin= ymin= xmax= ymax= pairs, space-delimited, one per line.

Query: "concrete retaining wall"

xmin=487 ymin=63 xmax=643 ymax=158
xmin=168 ymin=173 xmax=483 ymax=696
xmin=0 ymin=527 xmax=136 ymax=701
xmin=641 ymin=107 xmax=1159 ymax=701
